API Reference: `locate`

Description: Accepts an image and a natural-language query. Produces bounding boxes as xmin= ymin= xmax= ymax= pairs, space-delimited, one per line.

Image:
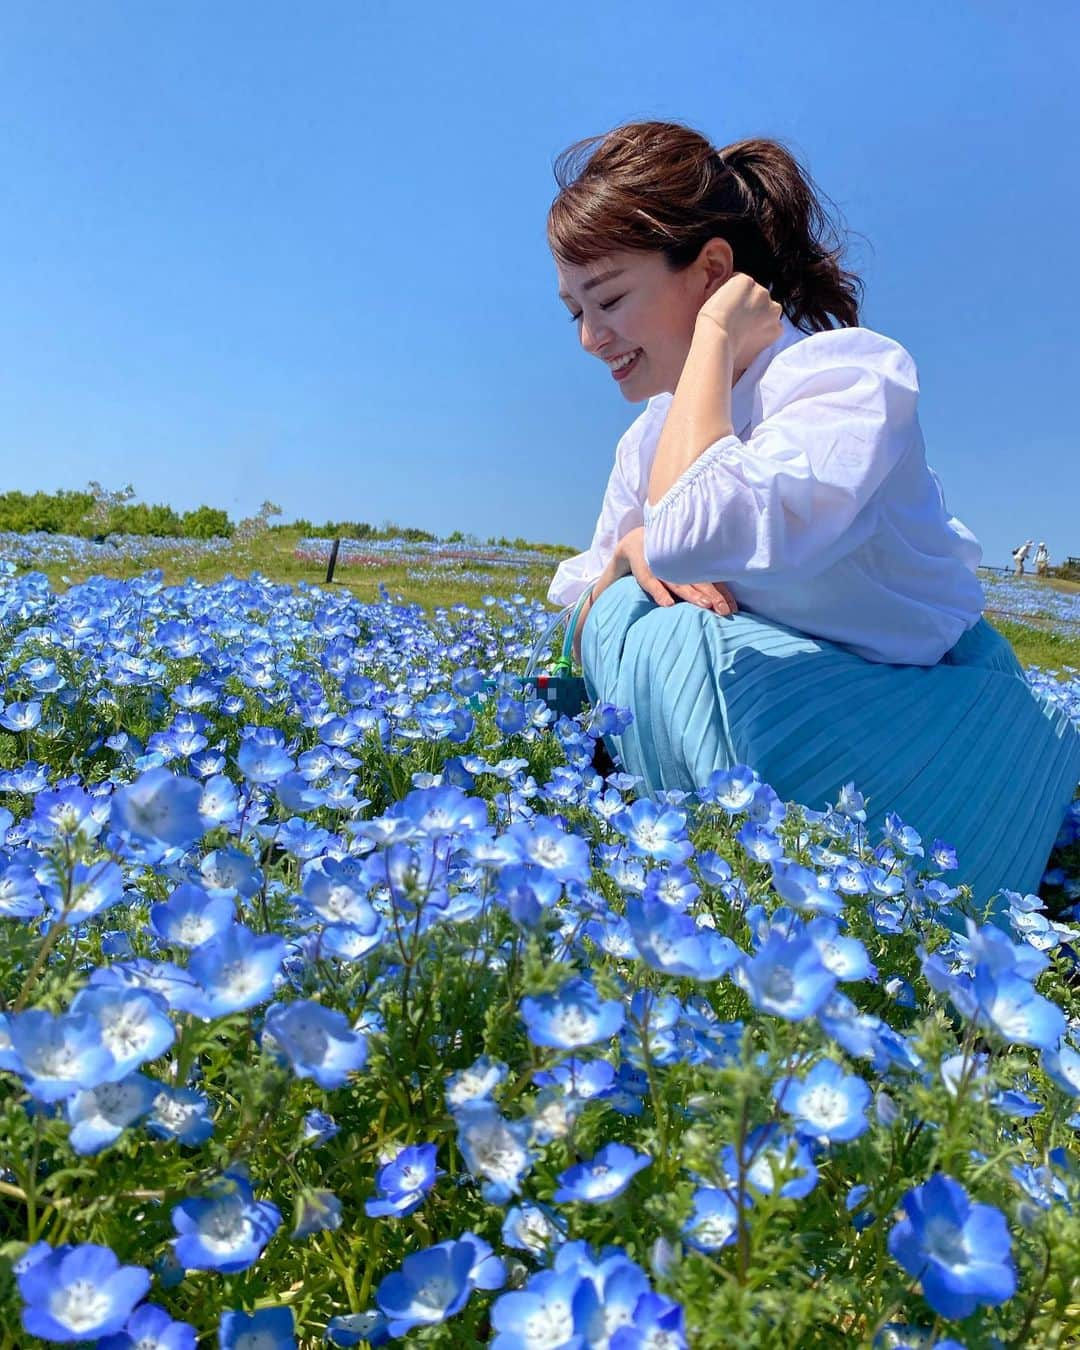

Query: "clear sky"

xmin=1 ymin=2 xmax=1077 ymax=568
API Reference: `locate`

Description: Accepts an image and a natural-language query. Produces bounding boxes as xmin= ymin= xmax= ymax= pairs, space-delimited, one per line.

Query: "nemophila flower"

xmin=150 ymin=883 xmax=235 ymax=948
xmin=389 ymin=783 xmax=488 ymax=836
xmin=185 ymin=923 xmax=286 ymax=1018
xmin=502 ymin=1202 xmax=564 ymax=1256
xmin=626 ymin=898 xmax=741 ymax=981
xmin=301 ymin=856 xmax=379 ymax=929
xmin=490 ymin=1266 xmax=591 ymax=1349
xmin=534 ymin=1057 xmax=616 ymax=1101
xmin=110 ymin=766 xmax=207 ymax=848
xmin=969 ymin=966 xmax=1065 ymax=1050
xmin=70 ymin=985 xmax=176 ymax=1079
xmin=30 ymin=785 xmax=103 ymax=842
xmin=218 ymin=1306 xmax=295 ymax=1349
xmin=553 ymin=1142 xmax=651 ymax=1203
xmin=642 ymin=862 xmax=700 ymax=910
xmin=236 ymin=730 xmax=295 ymax=784
xmin=501 ymin=817 xmax=592 ymax=883
xmin=376 ymin=1235 xmax=502 ymax=1339
xmin=9 ymin=1008 xmax=114 ymax=1101
xmin=454 ymin=1099 xmax=534 ymax=1203
xmin=291 ymin=1187 xmax=343 ymax=1237
xmin=610 ymin=1291 xmax=688 ymax=1349
xmin=366 ymin=1142 xmax=443 ymax=1218
xmin=66 ymin=1072 xmax=157 ymax=1154
xmin=736 ymin=821 xmax=785 ymax=864
xmin=51 ymin=859 xmax=125 ymax=925
xmin=0 ymin=861 xmax=44 ymax=918
xmin=261 ymin=998 xmax=368 ymax=1089
xmin=145 ymin=1084 xmax=214 ymax=1145
xmin=1042 ymin=1043 xmax=1080 ymax=1097
xmin=887 ymin=1173 xmax=1016 ymax=1319
xmin=520 ymin=977 xmax=625 ymax=1049
xmin=698 ymin=763 xmax=758 ymax=812
xmin=445 ymin=1055 xmax=508 ymax=1108
xmin=611 ymin=798 xmax=693 ymax=863
xmin=200 ymin=845 xmax=262 ymax=897
xmin=0 ymin=698 xmax=42 ymax=731
xmin=325 ymin=1311 xmax=389 ymax=1347
xmin=803 ymin=916 xmax=877 ymax=982
xmin=682 ymin=1186 xmax=741 ymax=1251
xmin=772 ymin=1058 xmax=871 ymax=1142
xmin=770 ymin=859 xmax=844 ymax=917
xmin=95 ymin=1301 xmax=196 ymax=1350
xmin=735 ymin=929 xmax=837 ymax=1020
xmin=171 ymin=1172 xmax=281 ymax=1273
xmin=16 ymin=1242 xmax=151 ymax=1342
xmin=302 ymin=1108 xmax=339 ymax=1145
xmin=723 ymin=1126 xmax=818 ymax=1200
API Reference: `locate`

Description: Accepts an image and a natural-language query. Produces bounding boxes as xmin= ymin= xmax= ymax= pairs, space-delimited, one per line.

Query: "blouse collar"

xmin=730 ymin=312 xmax=808 ymax=435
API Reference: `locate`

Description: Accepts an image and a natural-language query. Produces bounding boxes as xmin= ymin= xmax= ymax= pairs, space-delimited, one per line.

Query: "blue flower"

xmin=365 ymin=1142 xmax=443 ymax=1218
xmin=374 ymin=1239 xmax=478 ymax=1338
xmin=262 ymin=999 xmax=368 ymax=1089
xmin=520 ymin=978 xmax=625 ymax=1049
xmin=150 ymin=883 xmax=236 ymax=948
xmin=502 ymin=818 xmax=592 ymax=883
xmin=66 ymin=1073 xmax=157 ymax=1154
xmin=171 ymin=1173 xmax=281 ymax=1273
xmin=218 ymin=1306 xmax=295 ymax=1348
xmin=626 ymin=899 xmax=741 ymax=981
xmin=682 ymin=1186 xmax=741 ymax=1251
xmin=887 ymin=1173 xmax=1016 ymax=1319
xmin=735 ymin=930 xmax=837 ymax=1020
xmin=291 ymin=1187 xmax=343 ymax=1237
xmin=69 ymin=985 xmax=176 ymax=1079
xmin=610 ymin=1290 xmax=688 ymax=1349
xmin=110 ymin=767 xmax=207 ymax=848
xmin=95 ymin=1301 xmax=196 ymax=1349
xmin=611 ymin=798 xmax=693 ymax=863
xmin=185 ymin=923 xmax=286 ymax=1018
xmin=772 ymin=1059 xmax=871 ymax=1143
xmin=553 ymin=1142 xmax=651 ymax=1203
xmin=444 ymin=1055 xmax=508 ymax=1109
xmin=236 ymin=730 xmax=295 ymax=784
xmin=9 ymin=1008 xmax=114 ymax=1101
xmin=453 ymin=1099 xmax=533 ymax=1203
xmin=1042 ymin=1043 xmax=1080 ymax=1097
xmin=723 ymin=1126 xmax=818 ymax=1200
xmin=17 ymin=1242 xmax=150 ymax=1343
xmin=490 ymin=1267 xmax=592 ymax=1349
xmin=145 ymin=1084 xmax=214 ymax=1145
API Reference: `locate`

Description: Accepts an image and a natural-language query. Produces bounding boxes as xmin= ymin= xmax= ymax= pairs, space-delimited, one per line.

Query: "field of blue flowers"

xmin=1 ymin=552 xmax=1080 ymax=1349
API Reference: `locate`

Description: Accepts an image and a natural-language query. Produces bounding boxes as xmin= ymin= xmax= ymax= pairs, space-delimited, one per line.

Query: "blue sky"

xmin=1 ymin=2 xmax=1077 ymax=567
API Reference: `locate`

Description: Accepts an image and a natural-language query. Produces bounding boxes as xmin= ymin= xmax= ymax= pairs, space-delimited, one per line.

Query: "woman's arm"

xmin=647 ymin=319 xmax=737 ymax=505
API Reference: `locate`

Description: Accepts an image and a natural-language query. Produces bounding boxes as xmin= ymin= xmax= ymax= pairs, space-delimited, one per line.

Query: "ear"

xmin=698 ymin=237 xmax=735 ymax=294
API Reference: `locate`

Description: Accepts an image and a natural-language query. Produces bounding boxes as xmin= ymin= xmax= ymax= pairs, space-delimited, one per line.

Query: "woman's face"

xmin=556 ymin=244 xmax=730 ymax=399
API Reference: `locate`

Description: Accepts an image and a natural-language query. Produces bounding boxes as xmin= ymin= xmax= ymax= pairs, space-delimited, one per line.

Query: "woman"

xmin=547 ymin=120 xmax=1080 ymax=913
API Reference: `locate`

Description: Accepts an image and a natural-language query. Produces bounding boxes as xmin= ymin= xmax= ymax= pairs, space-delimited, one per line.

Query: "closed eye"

xmin=568 ymin=296 xmax=624 ymax=323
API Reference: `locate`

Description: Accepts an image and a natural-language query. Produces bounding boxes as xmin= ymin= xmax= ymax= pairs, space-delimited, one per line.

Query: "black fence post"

xmin=325 ymin=537 xmax=341 ymax=584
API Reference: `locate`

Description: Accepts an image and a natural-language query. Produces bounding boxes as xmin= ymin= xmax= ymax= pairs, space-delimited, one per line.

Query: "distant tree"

xmin=182 ymin=506 xmax=234 ymax=539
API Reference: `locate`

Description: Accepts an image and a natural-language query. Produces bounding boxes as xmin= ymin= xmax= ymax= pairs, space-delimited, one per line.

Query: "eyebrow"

xmin=558 ymin=268 xmax=624 ymax=302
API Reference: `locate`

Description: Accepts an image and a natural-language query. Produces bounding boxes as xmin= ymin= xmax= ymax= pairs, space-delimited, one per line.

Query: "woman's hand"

xmin=696 ymin=271 xmax=783 ymax=377
xmin=594 ymin=527 xmax=738 ymax=615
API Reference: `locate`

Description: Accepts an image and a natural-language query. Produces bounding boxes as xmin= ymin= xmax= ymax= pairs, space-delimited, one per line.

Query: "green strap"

xmin=552 ymin=584 xmax=595 ymax=676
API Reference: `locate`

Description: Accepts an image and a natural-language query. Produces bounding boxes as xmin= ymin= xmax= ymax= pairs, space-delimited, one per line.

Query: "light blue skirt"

xmin=582 ymin=577 xmax=1080 ymax=913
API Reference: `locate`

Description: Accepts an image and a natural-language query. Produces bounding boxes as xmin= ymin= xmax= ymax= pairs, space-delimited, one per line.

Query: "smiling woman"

xmin=545 ymin=119 xmax=1080 ymax=914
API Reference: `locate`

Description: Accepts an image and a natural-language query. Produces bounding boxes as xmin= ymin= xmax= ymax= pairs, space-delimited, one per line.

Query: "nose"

xmin=579 ymin=314 xmax=613 ymax=357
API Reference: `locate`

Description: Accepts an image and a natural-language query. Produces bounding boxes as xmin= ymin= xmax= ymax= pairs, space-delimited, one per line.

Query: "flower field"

xmin=1 ymin=553 xmax=1080 ymax=1348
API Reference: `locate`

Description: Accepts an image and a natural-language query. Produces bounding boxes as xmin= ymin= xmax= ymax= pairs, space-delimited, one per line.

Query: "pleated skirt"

xmin=581 ymin=577 xmax=1080 ymax=914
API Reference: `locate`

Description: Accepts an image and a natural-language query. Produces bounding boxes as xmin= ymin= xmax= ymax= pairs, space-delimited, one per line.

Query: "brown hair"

xmin=548 ymin=120 xmax=863 ymax=334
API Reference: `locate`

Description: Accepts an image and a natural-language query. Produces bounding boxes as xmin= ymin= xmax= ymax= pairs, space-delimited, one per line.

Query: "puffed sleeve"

xmin=547 ymin=402 xmax=660 ymax=607
xmin=642 ymin=330 xmax=920 ymax=582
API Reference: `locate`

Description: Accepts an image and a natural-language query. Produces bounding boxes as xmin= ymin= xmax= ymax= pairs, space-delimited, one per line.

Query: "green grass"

xmin=22 ymin=528 xmax=1080 ymax=676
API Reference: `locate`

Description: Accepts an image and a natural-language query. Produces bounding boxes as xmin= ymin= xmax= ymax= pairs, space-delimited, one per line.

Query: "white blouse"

xmin=548 ymin=315 xmax=984 ymax=666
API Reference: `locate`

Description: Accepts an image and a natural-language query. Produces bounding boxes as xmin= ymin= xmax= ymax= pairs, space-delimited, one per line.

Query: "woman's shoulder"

xmin=763 ymin=321 xmax=919 ymax=395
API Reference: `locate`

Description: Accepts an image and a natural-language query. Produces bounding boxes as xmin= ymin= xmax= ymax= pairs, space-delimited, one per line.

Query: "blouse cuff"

xmin=642 ymin=435 xmax=744 ymax=524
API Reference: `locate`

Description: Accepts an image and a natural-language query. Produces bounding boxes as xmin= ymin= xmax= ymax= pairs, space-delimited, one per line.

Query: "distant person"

xmin=1012 ymin=539 xmax=1034 ymax=576
xmin=547 ymin=119 xmax=1080 ymax=917
xmin=1035 ymin=541 xmax=1050 ymax=577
